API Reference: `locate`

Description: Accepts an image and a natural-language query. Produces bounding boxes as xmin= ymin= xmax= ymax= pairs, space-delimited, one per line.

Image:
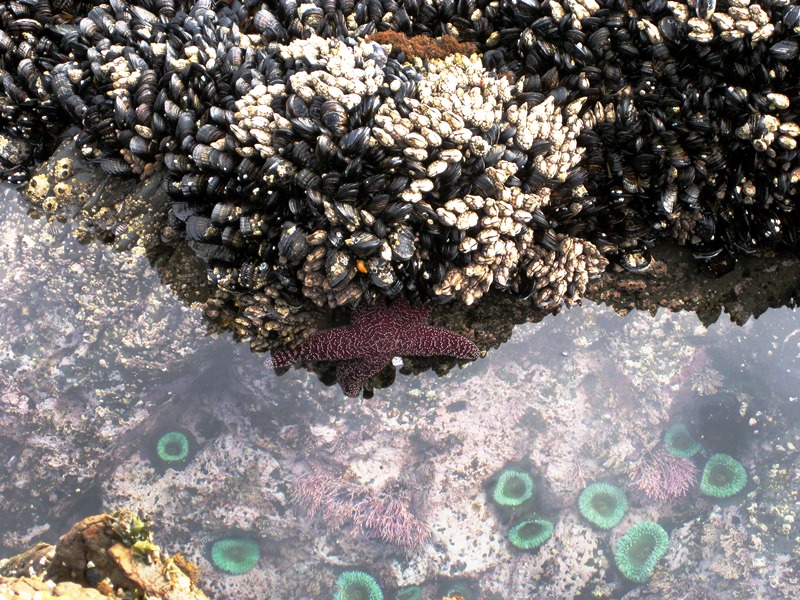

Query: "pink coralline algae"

xmin=630 ymin=450 xmax=699 ymax=502
xmin=265 ymin=299 xmax=481 ymax=396
xmin=290 ymin=470 xmax=431 ymax=552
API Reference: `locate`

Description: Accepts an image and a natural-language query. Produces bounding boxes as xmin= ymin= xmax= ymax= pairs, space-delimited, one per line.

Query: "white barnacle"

xmin=779 ymin=122 xmax=800 ymax=137
xmin=372 ymin=128 xmax=394 ymax=147
xmin=468 ymin=137 xmax=489 ymax=156
xmin=720 ymin=29 xmax=745 ymax=41
xmin=410 ymin=178 xmax=434 ymax=193
xmin=711 ymin=12 xmax=735 ymax=30
xmin=735 ymin=19 xmax=758 ymax=35
xmin=749 ymin=4 xmax=769 ymax=25
xmin=766 ymin=93 xmax=791 ymax=111
xmin=445 ymin=198 xmax=469 ymax=214
xmin=439 ymin=148 xmax=463 ymax=163
xmin=405 ymin=132 xmax=428 ymax=149
xmin=460 ymin=237 xmax=478 ymax=252
xmin=751 ymin=24 xmax=774 ymax=43
xmin=427 ymin=160 xmax=448 ymax=177
xmin=436 ymin=208 xmax=458 ymax=227
xmin=421 ymin=127 xmax=443 ymax=147
xmin=456 ymin=211 xmax=479 ymax=230
xmin=464 ymin=194 xmax=486 ymax=210
xmin=403 ymin=147 xmax=428 ymax=161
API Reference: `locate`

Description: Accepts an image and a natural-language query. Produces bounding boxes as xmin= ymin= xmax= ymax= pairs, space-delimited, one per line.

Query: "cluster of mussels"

xmin=1 ymin=0 xmax=799 ymax=339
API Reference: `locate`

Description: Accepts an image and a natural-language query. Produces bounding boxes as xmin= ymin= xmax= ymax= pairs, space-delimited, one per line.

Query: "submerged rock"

xmin=0 ymin=510 xmax=209 ymax=600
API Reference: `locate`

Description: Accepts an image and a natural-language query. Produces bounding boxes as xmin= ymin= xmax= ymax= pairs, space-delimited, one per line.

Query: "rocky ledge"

xmin=0 ymin=510 xmax=209 ymax=600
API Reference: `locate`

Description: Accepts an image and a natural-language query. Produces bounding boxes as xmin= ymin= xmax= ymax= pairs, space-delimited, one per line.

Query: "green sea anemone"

xmin=491 ymin=469 xmax=534 ymax=508
xmin=157 ymin=431 xmax=190 ymax=462
xmin=395 ymin=585 xmax=421 ymax=600
xmin=700 ymin=453 xmax=747 ymax=498
xmin=663 ymin=424 xmax=701 ymax=458
xmin=152 ymin=429 xmax=196 ymax=470
xmin=614 ymin=522 xmax=669 ymax=583
xmin=334 ymin=571 xmax=383 ymax=600
xmin=578 ymin=483 xmax=628 ymax=530
xmin=507 ymin=515 xmax=554 ymax=550
xmin=210 ymin=537 xmax=260 ymax=575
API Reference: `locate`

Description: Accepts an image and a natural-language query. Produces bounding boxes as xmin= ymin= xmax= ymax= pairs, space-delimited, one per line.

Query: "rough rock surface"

xmin=0 ymin=510 xmax=208 ymax=599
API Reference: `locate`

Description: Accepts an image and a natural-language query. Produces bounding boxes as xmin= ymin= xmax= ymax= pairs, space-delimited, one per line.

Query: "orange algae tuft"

xmin=366 ymin=31 xmax=478 ymax=60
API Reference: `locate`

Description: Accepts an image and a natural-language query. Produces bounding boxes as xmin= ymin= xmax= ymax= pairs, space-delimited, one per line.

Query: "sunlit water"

xmin=1 ymin=182 xmax=799 ymax=599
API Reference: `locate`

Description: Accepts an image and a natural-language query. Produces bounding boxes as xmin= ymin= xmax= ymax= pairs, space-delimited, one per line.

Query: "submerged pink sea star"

xmin=265 ymin=299 xmax=481 ymax=396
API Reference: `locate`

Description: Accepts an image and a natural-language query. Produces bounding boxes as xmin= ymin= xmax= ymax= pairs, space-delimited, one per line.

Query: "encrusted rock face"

xmin=0 ymin=510 xmax=209 ymax=600
xmin=0 ymin=577 xmax=111 ymax=599
xmin=166 ymin=28 xmax=609 ymax=311
xmin=1 ymin=0 xmax=800 ymax=344
xmin=3 ymin=0 xmax=797 ymax=338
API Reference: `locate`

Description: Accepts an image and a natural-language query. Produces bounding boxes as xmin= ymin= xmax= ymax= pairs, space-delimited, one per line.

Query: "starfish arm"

xmin=267 ymin=345 xmax=305 ymax=368
xmin=400 ymin=325 xmax=481 ymax=359
xmin=268 ymin=326 xmax=366 ymax=368
xmin=337 ymin=355 xmax=393 ymax=397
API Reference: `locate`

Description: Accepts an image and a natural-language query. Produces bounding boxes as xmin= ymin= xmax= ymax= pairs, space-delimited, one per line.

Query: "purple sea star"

xmin=265 ymin=299 xmax=481 ymax=396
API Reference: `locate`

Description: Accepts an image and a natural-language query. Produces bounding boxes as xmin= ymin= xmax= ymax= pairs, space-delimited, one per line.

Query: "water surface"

xmin=1 ymin=183 xmax=798 ymax=598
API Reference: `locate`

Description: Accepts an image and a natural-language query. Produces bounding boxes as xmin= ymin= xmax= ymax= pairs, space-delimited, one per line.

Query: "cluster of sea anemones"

xmin=487 ymin=465 xmax=555 ymax=551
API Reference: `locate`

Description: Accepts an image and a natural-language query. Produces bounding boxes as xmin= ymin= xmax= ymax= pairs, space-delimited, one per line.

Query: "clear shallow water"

xmin=1 ymin=182 xmax=799 ymax=599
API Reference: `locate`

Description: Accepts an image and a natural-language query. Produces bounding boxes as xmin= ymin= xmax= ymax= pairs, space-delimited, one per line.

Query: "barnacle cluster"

xmin=108 ymin=510 xmax=153 ymax=548
xmin=184 ymin=28 xmax=607 ymax=310
xmin=1 ymin=0 xmax=800 ymax=345
xmin=131 ymin=539 xmax=159 ymax=565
